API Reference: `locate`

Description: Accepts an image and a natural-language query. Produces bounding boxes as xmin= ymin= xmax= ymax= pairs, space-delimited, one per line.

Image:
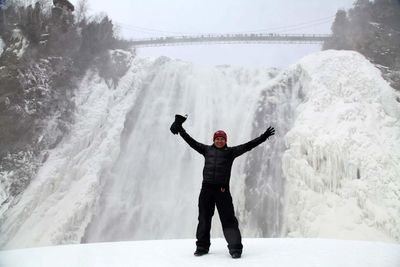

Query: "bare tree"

xmin=75 ymin=0 xmax=89 ymax=23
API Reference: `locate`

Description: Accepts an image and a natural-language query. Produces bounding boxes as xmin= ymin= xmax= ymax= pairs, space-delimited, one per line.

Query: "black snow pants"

xmin=195 ymin=184 xmax=243 ymax=253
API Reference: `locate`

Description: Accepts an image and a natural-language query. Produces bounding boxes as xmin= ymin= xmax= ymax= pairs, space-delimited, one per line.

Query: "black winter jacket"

xmin=179 ymin=129 xmax=269 ymax=186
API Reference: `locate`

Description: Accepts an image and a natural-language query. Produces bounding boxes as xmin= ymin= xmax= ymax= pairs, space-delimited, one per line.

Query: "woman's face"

xmin=214 ymin=137 xmax=226 ymax=148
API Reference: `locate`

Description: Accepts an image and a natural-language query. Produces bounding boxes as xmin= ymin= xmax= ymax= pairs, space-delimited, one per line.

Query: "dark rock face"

xmin=0 ymin=37 xmax=75 ymax=200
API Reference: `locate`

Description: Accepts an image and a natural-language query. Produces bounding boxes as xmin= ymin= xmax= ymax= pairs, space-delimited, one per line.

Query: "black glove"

xmin=264 ymin=126 xmax=275 ymax=138
xmin=170 ymin=114 xmax=187 ymax=135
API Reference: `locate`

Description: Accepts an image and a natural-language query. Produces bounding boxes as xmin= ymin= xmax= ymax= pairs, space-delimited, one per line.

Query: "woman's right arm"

xmin=179 ymin=128 xmax=207 ymax=155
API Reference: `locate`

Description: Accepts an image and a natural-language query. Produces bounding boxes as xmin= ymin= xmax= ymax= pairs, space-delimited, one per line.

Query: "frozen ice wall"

xmin=282 ymin=50 xmax=400 ymax=242
xmin=238 ymin=66 xmax=307 ymax=237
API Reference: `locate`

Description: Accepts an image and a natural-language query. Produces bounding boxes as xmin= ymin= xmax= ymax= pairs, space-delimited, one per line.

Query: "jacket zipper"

xmin=213 ymin=148 xmax=218 ymax=182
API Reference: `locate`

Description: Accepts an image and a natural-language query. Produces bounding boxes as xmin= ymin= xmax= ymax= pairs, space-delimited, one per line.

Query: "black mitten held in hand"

xmin=170 ymin=114 xmax=187 ymax=135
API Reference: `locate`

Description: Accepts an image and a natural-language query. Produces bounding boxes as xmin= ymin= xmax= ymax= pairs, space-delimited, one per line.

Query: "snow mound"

xmin=0 ymin=238 xmax=399 ymax=267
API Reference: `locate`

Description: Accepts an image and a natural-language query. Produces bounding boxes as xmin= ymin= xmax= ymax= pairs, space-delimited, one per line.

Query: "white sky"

xmin=71 ymin=0 xmax=355 ymax=67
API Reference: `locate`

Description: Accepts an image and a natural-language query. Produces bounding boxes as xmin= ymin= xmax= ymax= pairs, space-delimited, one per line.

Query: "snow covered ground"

xmin=0 ymin=238 xmax=399 ymax=267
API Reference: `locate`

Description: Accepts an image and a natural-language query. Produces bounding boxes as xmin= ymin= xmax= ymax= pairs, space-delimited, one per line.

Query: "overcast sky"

xmin=71 ymin=0 xmax=356 ymax=67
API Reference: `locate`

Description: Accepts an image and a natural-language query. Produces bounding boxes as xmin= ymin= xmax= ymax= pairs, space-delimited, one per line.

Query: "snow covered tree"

xmin=324 ymin=0 xmax=400 ymax=90
xmin=323 ymin=10 xmax=351 ymax=50
xmin=77 ymin=16 xmax=115 ymax=69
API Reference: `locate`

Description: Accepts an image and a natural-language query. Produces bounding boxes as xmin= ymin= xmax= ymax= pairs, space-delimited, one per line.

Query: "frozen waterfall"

xmin=0 ymin=50 xmax=399 ymax=249
xmin=82 ymin=57 xmax=289 ymax=242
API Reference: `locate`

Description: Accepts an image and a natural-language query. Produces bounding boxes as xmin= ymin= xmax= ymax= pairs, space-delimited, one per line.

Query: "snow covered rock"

xmin=0 ymin=37 xmax=5 ymax=57
xmin=5 ymin=29 xmax=29 ymax=59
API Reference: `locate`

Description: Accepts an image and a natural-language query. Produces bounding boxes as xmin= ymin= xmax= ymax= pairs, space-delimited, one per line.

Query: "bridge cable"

xmin=114 ymin=15 xmax=335 ymax=36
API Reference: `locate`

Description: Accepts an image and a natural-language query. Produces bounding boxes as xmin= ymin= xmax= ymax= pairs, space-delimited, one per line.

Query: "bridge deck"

xmin=130 ymin=33 xmax=331 ymax=47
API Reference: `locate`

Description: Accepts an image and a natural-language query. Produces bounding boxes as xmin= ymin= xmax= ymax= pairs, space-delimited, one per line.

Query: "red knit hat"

xmin=213 ymin=130 xmax=227 ymax=141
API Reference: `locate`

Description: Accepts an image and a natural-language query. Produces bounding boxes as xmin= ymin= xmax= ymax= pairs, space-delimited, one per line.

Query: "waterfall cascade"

xmin=1 ymin=51 xmax=399 ymax=249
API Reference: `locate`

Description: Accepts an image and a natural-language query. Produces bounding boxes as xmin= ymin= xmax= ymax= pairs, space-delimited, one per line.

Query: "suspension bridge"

xmin=129 ymin=33 xmax=331 ymax=47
